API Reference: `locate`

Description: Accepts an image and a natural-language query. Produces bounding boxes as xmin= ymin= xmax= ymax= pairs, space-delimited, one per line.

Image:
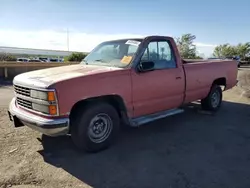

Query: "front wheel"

xmin=201 ymin=85 xmax=222 ymax=111
xmin=71 ymin=103 xmax=120 ymax=153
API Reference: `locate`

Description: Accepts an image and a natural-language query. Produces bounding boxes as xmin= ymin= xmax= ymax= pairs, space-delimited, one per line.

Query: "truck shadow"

xmin=38 ymin=100 xmax=250 ymax=188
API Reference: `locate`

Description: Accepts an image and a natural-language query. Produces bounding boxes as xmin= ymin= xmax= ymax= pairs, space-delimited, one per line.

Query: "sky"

xmin=1 ymin=0 xmax=250 ymax=57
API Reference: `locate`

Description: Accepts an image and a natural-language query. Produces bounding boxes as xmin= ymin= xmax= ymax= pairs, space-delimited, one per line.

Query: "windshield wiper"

xmin=94 ymin=59 xmax=107 ymax=63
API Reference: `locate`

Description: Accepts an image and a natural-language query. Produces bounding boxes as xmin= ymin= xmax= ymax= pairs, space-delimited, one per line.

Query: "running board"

xmin=131 ymin=108 xmax=184 ymax=127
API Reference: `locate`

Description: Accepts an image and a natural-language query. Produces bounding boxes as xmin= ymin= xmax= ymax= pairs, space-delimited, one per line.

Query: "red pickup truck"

xmin=8 ymin=36 xmax=238 ymax=152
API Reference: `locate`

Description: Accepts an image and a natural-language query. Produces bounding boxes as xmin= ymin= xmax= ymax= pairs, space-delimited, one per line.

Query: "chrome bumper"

xmin=8 ymin=98 xmax=69 ymax=137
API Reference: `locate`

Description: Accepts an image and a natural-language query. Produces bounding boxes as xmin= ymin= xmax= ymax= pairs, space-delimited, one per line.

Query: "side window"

xmin=148 ymin=42 xmax=158 ymax=61
xmin=158 ymin=41 xmax=172 ymax=61
xmin=141 ymin=40 xmax=176 ymax=69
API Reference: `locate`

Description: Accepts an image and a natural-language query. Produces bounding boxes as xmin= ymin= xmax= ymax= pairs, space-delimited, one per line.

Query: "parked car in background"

xmin=17 ymin=58 xmax=45 ymax=63
xmin=28 ymin=59 xmax=44 ymax=63
xmin=38 ymin=57 xmax=49 ymax=62
xmin=234 ymin=56 xmax=241 ymax=68
xmin=37 ymin=57 xmax=63 ymax=63
xmin=16 ymin=58 xmax=29 ymax=62
xmin=8 ymin=35 xmax=238 ymax=153
xmin=50 ymin=58 xmax=60 ymax=62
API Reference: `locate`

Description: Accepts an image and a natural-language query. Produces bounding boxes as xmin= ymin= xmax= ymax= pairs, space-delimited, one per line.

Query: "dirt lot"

xmin=1 ymin=68 xmax=250 ymax=188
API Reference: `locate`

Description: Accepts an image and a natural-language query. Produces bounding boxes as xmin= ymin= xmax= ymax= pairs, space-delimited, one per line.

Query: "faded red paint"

xmin=52 ymin=68 xmax=134 ymax=117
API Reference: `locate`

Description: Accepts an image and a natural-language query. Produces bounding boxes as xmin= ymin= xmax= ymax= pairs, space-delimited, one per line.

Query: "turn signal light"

xmin=48 ymin=91 xmax=56 ymax=101
xmin=49 ymin=105 xmax=57 ymax=115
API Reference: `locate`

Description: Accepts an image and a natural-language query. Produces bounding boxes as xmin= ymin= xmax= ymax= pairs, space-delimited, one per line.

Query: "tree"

xmin=0 ymin=53 xmax=16 ymax=61
xmin=176 ymin=34 xmax=199 ymax=59
xmin=235 ymin=43 xmax=250 ymax=60
xmin=66 ymin=52 xmax=88 ymax=62
xmin=213 ymin=44 xmax=237 ymax=58
xmin=213 ymin=42 xmax=250 ymax=60
xmin=194 ymin=55 xmax=203 ymax=59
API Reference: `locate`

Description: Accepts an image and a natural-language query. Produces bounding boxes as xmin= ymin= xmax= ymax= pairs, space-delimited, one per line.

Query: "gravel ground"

xmin=0 ymin=68 xmax=250 ymax=188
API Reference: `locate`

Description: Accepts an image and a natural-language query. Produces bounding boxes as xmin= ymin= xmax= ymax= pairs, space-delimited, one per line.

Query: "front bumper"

xmin=8 ymin=98 xmax=69 ymax=137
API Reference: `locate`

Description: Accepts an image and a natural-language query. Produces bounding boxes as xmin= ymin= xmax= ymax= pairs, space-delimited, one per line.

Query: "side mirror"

xmin=138 ymin=61 xmax=155 ymax=72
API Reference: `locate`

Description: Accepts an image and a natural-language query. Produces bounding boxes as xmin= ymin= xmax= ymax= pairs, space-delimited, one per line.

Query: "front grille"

xmin=16 ymin=97 xmax=32 ymax=109
xmin=14 ymin=85 xmax=30 ymax=97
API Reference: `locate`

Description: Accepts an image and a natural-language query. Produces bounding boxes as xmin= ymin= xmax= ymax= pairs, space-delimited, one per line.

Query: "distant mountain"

xmin=0 ymin=46 xmax=85 ymax=57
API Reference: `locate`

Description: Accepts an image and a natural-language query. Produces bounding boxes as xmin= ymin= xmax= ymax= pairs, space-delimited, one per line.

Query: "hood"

xmin=13 ymin=64 xmax=121 ymax=88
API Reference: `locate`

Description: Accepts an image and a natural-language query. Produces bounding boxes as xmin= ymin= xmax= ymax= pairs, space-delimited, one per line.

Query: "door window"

xmin=141 ymin=40 xmax=176 ymax=69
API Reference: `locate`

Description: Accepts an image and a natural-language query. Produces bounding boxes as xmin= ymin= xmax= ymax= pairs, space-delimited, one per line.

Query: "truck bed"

xmin=182 ymin=59 xmax=238 ymax=104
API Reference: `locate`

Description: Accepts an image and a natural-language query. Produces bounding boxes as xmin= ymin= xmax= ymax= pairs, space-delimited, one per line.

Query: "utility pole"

xmin=67 ymin=28 xmax=69 ymax=55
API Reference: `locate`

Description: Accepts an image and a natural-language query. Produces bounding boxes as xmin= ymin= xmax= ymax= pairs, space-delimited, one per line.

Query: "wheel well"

xmin=213 ymin=77 xmax=226 ymax=88
xmin=69 ymin=95 xmax=128 ymax=126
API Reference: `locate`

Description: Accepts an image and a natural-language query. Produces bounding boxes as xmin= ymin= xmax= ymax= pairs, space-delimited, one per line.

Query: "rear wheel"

xmin=201 ymin=85 xmax=222 ymax=111
xmin=71 ymin=102 xmax=120 ymax=152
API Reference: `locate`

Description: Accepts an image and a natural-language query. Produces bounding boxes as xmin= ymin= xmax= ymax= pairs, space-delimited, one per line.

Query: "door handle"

xmin=176 ymin=77 xmax=182 ymax=79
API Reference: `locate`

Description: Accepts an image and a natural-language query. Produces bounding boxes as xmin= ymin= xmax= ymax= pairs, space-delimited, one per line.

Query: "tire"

xmin=201 ymin=85 xmax=222 ymax=111
xmin=71 ymin=102 xmax=120 ymax=153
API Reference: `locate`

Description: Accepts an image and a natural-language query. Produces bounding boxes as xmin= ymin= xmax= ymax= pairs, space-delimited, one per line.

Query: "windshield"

xmin=81 ymin=39 xmax=142 ymax=68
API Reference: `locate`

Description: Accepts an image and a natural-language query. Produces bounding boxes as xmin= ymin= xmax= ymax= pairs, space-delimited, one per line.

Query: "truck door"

xmin=131 ymin=38 xmax=185 ymax=117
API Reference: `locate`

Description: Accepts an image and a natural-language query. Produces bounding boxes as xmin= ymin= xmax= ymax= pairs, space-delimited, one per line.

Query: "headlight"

xmin=30 ymin=90 xmax=56 ymax=101
xmin=32 ymin=103 xmax=57 ymax=115
xmin=30 ymin=89 xmax=57 ymax=115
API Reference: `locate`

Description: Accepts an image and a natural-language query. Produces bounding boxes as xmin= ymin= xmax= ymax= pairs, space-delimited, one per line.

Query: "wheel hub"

xmin=93 ymin=119 xmax=105 ymax=134
xmin=88 ymin=113 xmax=113 ymax=143
xmin=211 ymin=90 xmax=220 ymax=108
